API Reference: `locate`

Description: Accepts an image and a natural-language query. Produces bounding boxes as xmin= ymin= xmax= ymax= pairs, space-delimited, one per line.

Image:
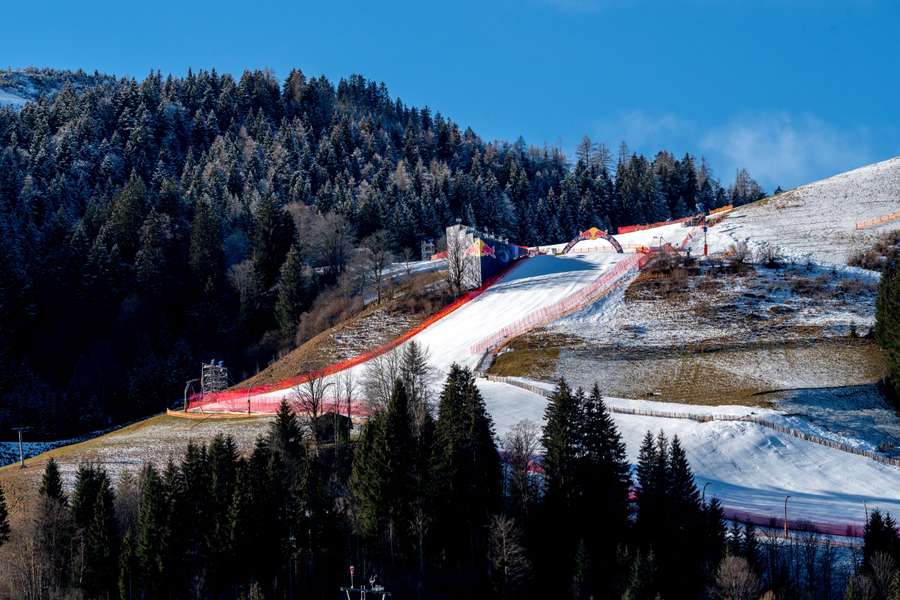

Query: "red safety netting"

xmin=470 ymin=253 xmax=646 ymax=354
xmin=187 ymin=257 xmax=530 ymax=411
xmin=617 ymin=215 xmax=694 ymax=235
xmin=722 ymin=508 xmax=865 ymax=539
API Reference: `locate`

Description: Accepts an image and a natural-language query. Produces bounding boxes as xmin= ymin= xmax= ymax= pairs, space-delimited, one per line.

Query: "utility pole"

xmin=703 ymin=219 xmax=708 ymax=257
xmin=784 ymin=495 xmax=791 ymax=539
xmin=12 ymin=426 xmax=31 ymax=468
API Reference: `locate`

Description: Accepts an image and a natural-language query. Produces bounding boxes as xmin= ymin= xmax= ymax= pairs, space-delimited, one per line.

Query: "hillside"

xmin=0 ymin=67 xmax=114 ymax=107
xmin=0 ymin=66 xmax=764 ymax=439
xmin=707 ymin=157 xmax=900 ymax=265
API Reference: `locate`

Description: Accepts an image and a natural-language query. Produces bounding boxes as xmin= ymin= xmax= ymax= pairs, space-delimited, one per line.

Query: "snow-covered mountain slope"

xmin=230 ymin=252 xmax=631 ymax=407
xmin=705 ymin=157 xmax=900 ymax=266
xmin=479 ymin=380 xmax=900 ymax=529
xmin=0 ymin=67 xmax=114 ymax=109
xmin=0 ymin=88 xmax=28 ymax=108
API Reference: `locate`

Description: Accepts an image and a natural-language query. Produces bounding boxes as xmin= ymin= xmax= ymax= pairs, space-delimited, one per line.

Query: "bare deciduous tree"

xmin=503 ymin=420 xmax=540 ymax=519
xmin=489 ymin=515 xmax=530 ymax=599
xmin=713 ymin=556 xmax=761 ymax=600
xmin=291 ymin=369 xmax=334 ymax=455
xmin=870 ymin=552 xmax=898 ymax=600
xmin=362 ymin=348 xmax=402 ymax=414
xmin=402 ymin=246 xmax=415 ymax=277
xmin=336 ymin=370 xmax=356 ymax=445
xmin=446 ymin=227 xmax=473 ymax=293
xmin=362 ymin=230 xmax=393 ymax=305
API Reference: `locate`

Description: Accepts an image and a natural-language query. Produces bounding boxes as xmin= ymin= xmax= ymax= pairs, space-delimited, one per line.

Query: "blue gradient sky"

xmin=4 ymin=0 xmax=898 ymax=189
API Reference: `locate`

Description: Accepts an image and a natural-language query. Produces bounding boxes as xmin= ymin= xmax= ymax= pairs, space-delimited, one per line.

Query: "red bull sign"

xmin=581 ymin=227 xmax=607 ymax=240
xmin=466 ymin=238 xmax=496 ymax=258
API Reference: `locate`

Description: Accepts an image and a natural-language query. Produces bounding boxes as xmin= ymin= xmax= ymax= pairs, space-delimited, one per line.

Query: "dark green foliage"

xmin=876 ymin=260 xmax=900 ymax=406
xmin=275 ymin=242 xmax=310 ymax=335
xmin=70 ymin=465 xmax=118 ymax=596
xmin=39 ymin=457 xmax=65 ymax=503
xmin=431 ymin=364 xmax=501 ymax=587
xmin=633 ymin=430 xmax=725 ymax=598
xmin=863 ymin=509 xmax=899 ymax=567
xmin=541 ymin=379 xmax=580 ymax=513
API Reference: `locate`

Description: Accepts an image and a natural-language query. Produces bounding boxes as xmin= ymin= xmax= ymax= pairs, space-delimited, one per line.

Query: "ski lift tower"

xmin=201 ymin=360 xmax=229 ymax=395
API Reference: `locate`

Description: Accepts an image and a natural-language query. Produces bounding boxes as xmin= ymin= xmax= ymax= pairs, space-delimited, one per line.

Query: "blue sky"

xmin=4 ymin=0 xmax=898 ymax=190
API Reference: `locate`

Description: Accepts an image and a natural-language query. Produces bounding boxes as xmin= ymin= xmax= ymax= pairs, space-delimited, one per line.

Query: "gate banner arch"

xmin=562 ymin=227 xmax=624 ymax=254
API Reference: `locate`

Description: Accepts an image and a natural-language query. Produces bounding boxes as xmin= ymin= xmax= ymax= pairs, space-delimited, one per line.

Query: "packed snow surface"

xmin=478 ymin=380 xmax=900 ymax=528
xmin=701 ymin=157 xmax=900 ymax=265
xmin=246 ymin=252 xmax=629 ymax=405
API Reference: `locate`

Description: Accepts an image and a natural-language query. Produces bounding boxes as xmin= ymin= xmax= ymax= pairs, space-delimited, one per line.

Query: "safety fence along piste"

xmin=186 ymin=257 xmax=529 ymax=412
xmin=481 ymin=374 xmax=897 ymax=538
xmin=470 ymin=253 xmax=646 ymax=355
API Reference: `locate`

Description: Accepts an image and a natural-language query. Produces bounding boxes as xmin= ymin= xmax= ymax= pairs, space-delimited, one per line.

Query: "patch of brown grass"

xmin=848 ymin=230 xmax=900 ymax=271
xmin=489 ymin=347 xmax=561 ymax=378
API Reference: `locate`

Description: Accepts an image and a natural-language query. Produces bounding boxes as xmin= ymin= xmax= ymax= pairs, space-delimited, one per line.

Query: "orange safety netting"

xmin=187 ymin=257 xmax=529 ymax=411
xmin=617 ymin=215 xmax=694 ymax=235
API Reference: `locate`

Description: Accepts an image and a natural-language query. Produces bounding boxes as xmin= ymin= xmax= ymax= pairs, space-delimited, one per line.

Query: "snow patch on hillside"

xmin=699 ymin=157 xmax=900 ymax=265
xmin=478 ymin=379 xmax=900 ymax=528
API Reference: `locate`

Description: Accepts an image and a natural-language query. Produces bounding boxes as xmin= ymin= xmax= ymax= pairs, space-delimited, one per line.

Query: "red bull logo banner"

xmin=466 ymin=238 xmax=496 ymax=258
xmin=581 ymin=227 xmax=607 ymax=240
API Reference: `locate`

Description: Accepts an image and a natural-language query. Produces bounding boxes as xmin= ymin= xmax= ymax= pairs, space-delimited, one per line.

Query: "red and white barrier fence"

xmin=470 ymin=253 xmax=646 ymax=355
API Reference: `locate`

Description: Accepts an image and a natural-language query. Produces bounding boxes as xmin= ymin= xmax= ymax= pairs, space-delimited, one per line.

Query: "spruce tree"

xmin=82 ymin=472 xmax=118 ymax=596
xmin=40 ymin=457 xmax=66 ymax=503
xmin=37 ymin=457 xmax=74 ymax=590
xmin=432 ymin=364 xmax=501 ymax=585
xmin=252 ymin=194 xmax=295 ymax=291
xmin=541 ymin=379 xmax=580 ymax=513
xmin=275 ymin=242 xmax=308 ymax=336
xmin=137 ymin=464 xmax=166 ymax=593
xmin=577 ymin=384 xmax=631 ymax=596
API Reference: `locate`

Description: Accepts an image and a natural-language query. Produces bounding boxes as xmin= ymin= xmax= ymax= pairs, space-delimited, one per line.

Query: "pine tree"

xmin=541 ymin=379 xmax=580 ymax=513
xmin=189 ymin=197 xmax=224 ymax=296
xmin=39 ymin=457 xmax=66 ymax=503
xmin=275 ymin=242 xmax=308 ymax=336
xmin=252 ymin=194 xmax=295 ymax=291
xmin=82 ymin=471 xmax=118 ymax=596
xmin=576 ymin=384 xmax=632 ymax=596
xmin=137 ymin=464 xmax=166 ymax=592
xmin=431 ymin=364 xmax=501 ymax=581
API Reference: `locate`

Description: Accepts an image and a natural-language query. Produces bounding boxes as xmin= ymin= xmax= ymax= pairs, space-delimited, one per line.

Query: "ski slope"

xmin=703 ymin=157 xmax=900 ymax=265
xmin=202 ymin=251 xmax=631 ymax=409
xmin=479 ymin=380 xmax=900 ymax=530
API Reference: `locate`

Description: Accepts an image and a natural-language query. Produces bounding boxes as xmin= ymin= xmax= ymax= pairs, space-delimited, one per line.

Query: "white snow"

xmin=235 ymin=252 xmax=631 ymax=405
xmin=478 ymin=380 xmax=900 ymax=529
xmin=697 ymin=157 xmax=900 ymax=266
xmin=0 ymin=89 xmax=28 ymax=108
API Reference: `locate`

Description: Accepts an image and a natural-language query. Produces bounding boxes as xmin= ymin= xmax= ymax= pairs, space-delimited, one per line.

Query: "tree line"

xmin=0 ymin=67 xmax=766 ymax=438
xmin=2 ymin=367 xmax=895 ymax=599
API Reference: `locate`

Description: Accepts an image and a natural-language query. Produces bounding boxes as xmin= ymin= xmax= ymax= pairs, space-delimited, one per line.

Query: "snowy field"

xmin=478 ymin=379 xmax=900 ymax=529
xmin=701 ymin=157 xmax=900 ymax=266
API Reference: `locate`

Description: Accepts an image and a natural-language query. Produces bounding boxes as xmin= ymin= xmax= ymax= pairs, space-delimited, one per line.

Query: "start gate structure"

xmin=561 ymin=227 xmax=624 ymax=254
